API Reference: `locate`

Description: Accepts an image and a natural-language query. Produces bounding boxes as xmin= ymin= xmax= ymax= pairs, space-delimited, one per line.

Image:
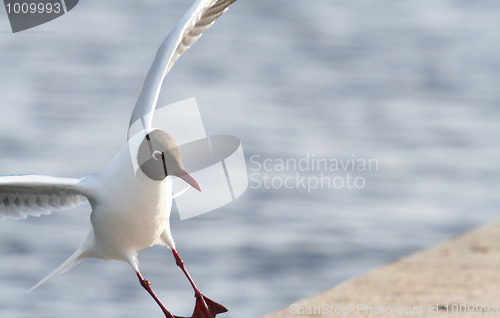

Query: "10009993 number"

xmin=5 ymin=2 xmax=61 ymax=14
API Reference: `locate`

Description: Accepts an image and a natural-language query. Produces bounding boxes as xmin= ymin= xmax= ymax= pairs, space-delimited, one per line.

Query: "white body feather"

xmin=85 ymin=142 xmax=175 ymax=262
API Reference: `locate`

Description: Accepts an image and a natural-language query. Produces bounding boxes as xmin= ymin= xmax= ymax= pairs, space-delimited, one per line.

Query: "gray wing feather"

xmin=128 ymin=0 xmax=237 ymax=139
xmin=0 ymin=175 xmax=88 ymax=220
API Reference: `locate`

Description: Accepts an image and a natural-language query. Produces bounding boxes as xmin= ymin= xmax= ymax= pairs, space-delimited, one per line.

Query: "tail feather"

xmin=25 ymin=248 xmax=87 ymax=294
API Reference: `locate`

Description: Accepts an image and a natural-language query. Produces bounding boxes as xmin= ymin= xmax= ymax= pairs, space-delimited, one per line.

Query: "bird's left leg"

xmin=171 ymin=249 xmax=227 ymax=318
xmin=136 ymin=271 xmax=182 ymax=318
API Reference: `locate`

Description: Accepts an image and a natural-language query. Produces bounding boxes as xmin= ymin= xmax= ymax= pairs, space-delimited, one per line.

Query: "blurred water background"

xmin=1 ymin=1 xmax=499 ymax=317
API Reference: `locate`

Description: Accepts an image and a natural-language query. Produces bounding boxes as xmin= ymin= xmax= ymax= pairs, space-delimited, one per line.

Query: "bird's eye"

xmin=152 ymin=151 xmax=163 ymax=161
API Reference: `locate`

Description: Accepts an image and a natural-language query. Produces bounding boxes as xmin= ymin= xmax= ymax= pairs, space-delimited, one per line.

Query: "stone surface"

xmin=265 ymin=223 xmax=500 ymax=317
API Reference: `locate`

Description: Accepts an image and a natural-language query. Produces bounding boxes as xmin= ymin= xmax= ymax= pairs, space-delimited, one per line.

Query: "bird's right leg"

xmin=171 ymin=249 xmax=228 ymax=318
xmin=136 ymin=271 xmax=182 ymax=318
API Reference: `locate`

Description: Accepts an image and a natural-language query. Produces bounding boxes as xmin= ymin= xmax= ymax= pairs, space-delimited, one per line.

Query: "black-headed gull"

xmin=0 ymin=0 xmax=238 ymax=317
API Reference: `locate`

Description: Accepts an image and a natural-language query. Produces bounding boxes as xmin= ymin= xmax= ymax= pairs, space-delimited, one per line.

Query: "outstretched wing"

xmin=128 ymin=0 xmax=238 ymax=139
xmin=0 ymin=175 xmax=88 ymax=220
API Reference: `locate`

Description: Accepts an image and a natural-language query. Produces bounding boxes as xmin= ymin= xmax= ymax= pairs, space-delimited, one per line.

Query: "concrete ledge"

xmin=265 ymin=223 xmax=500 ymax=317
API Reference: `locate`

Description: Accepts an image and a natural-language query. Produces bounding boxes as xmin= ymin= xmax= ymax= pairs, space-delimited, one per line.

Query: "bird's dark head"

xmin=137 ymin=129 xmax=200 ymax=191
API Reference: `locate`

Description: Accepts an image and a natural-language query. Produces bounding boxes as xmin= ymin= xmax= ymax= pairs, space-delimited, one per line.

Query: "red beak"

xmin=179 ymin=170 xmax=201 ymax=192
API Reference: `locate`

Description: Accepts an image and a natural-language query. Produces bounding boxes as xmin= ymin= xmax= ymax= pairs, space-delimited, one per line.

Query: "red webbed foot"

xmin=191 ymin=293 xmax=228 ymax=318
